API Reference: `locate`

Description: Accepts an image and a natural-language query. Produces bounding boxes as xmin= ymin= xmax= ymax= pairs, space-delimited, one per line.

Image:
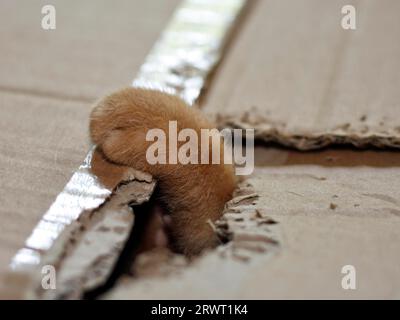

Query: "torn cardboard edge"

xmin=42 ymin=173 xmax=156 ymax=300
xmin=3 ymin=175 xmax=155 ymax=299
xmin=2 ymin=152 xmax=156 ymax=299
xmin=214 ymin=179 xmax=280 ymax=261
xmin=211 ymin=110 xmax=400 ymax=151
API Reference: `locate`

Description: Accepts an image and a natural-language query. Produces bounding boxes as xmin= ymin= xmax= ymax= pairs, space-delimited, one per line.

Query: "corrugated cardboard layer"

xmin=204 ymin=0 xmax=400 ymax=149
xmin=106 ymin=158 xmax=400 ymax=299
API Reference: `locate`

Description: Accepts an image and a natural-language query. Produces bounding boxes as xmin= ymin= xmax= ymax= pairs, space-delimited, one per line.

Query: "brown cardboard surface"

xmin=204 ymin=0 xmax=400 ymax=149
xmin=1 ymin=0 xmax=400 ymax=299
xmin=106 ymin=153 xmax=400 ymax=299
xmin=0 ymin=0 xmax=179 ymax=101
xmin=0 ymin=92 xmax=89 ymax=274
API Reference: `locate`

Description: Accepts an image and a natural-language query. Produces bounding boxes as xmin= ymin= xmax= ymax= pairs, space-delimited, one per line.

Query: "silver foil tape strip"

xmin=10 ymin=150 xmax=100 ymax=270
xmin=7 ymin=0 xmax=249 ymax=297
xmin=133 ymin=0 xmax=247 ymax=105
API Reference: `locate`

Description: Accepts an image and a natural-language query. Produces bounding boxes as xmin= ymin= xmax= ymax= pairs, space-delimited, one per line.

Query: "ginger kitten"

xmin=89 ymin=88 xmax=237 ymax=256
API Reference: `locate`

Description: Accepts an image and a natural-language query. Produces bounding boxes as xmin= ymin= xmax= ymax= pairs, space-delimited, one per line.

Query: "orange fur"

xmin=89 ymin=88 xmax=237 ymax=255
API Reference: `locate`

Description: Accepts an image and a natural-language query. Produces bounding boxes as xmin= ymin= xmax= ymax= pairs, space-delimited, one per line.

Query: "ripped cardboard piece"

xmin=212 ymin=109 xmax=400 ymax=150
xmin=41 ymin=172 xmax=155 ymax=299
xmin=204 ymin=0 xmax=400 ymax=150
xmin=2 ymin=150 xmax=155 ymax=299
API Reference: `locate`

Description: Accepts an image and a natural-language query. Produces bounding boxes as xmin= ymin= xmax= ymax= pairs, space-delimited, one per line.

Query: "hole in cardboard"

xmin=84 ymin=179 xmax=279 ymax=299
